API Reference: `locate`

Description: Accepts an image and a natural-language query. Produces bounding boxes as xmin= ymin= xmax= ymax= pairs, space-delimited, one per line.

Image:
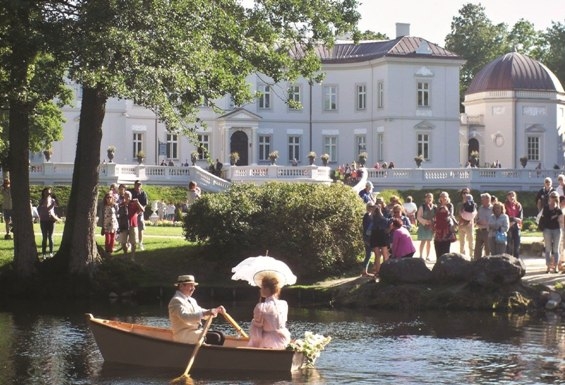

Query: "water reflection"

xmin=1 ymin=301 xmax=565 ymax=384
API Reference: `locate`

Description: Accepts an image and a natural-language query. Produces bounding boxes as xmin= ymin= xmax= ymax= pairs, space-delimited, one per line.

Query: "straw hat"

xmin=174 ymin=274 xmax=198 ymax=286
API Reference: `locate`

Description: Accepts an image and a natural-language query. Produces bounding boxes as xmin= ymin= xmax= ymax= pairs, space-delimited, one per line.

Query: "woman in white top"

xmin=403 ymin=195 xmax=418 ymax=225
xmin=248 ymin=273 xmax=291 ymax=349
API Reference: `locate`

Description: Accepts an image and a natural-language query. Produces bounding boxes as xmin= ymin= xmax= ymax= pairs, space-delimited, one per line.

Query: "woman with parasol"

xmin=247 ymin=272 xmax=291 ymax=349
xmin=231 ymin=254 xmax=296 ymax=349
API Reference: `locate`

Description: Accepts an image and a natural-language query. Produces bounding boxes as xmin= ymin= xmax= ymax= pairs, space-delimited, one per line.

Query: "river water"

xmin=2 ymin=300 xmax=565 ymax=385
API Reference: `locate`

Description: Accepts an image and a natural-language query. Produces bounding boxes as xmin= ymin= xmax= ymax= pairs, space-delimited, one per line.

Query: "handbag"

xmin=495 ymin=229 xmax=507 ymax=244
xmin=448 ymin=214 xmax=459 ymax=233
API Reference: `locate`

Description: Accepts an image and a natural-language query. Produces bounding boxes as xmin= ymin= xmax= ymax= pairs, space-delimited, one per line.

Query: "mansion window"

xmin=132 ymin=133 xmax=143 ymax=159
xmin=376 ymin=133 xmax=384 ymax=161
xmin=259 ymin=135 xmax=271 ymax=161
xmin=527 ymin=136 xmax=540 ymax=161
xmin=197 ymin=134 xmax=210 ymax=159
xmin=417 ymin=133 xmax=430 ymax=160
xmin=356 ymin=84 xmax=366 ymax=110
xmin=417 ymin=81 xmax=430 ymax=107
xmin=288 ymin=136 xmax=301 ymax=162
xmin=166 ymin=134 xmax=178 ymax=159
xmin=258 ymin=84 xmax=271 ymax=109
xmin=288 ymin=84 xmax=301 ymax=110
xmin=377 ymin=81 xmax=384 ymax=109
xmin=355 ymin=135 xmax=367 ymax=156
xmin=323 ymin=136 xmax=338 ymax=163
xmin=323 ymin=85 xmax=337 ymax=111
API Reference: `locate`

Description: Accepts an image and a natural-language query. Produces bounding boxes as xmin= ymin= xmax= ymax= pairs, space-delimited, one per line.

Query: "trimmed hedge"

xmin=183 ymin=182 xmax=365 ymax=281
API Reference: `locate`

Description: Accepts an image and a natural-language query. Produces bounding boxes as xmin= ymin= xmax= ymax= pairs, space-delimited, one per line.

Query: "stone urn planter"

xmin=43 ymin=149 xmax=52 ymax=162
xmin=307 ymin=151 xmax=316 ymax=165
xmin=107 ymin=146 xmax=116 ymax=163
xmin=269 ymin=150 xmax=279 ymax=165
xmin=414 ymin=155 xmax=423 ymax=168
xmin=520 ymin=157 xmax=528 ymax=168
xmin=358 ymin=152 xmax=368 ymax=167
xmin=230 ymin=152 xmax=240 ymax=166
xmin=136 ymin=151 xmax=145 ymax=164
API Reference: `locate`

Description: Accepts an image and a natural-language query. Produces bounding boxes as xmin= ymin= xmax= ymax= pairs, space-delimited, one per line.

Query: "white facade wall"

xmin=463 ymin=90 xmax=565 ymax=169
xmin=53 ymin=46 xmax=464 ymax=170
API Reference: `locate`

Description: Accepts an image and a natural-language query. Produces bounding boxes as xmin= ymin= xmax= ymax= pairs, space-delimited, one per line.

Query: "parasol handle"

xmin=223 ymin=311 xmax=249 ymax=339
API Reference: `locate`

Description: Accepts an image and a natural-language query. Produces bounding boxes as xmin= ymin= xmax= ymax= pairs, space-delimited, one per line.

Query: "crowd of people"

xmin=100 ymin=180 xmax=148 ymax=259
xmin=357 ymin=181 xmax=546 ymax=279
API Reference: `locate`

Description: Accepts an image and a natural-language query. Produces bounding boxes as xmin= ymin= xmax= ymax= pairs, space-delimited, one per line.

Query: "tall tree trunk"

xmin=9 ymin=102 xmax=38 ymax=277
xmin=8 ymin=4 xmax=38 ymax=277
xmin=58 ymin=86 xmax=105 ymax=275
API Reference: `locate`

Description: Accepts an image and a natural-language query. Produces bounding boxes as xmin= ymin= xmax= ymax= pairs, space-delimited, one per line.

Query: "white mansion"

xmin=44 ymin=24 xmax=565 ymax=175
xmin=46 ymin=24 xmax=464 ymax=169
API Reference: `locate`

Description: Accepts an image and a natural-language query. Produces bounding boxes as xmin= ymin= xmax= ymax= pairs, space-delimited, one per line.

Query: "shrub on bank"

xmin=183 ymin=182 xmax=365 ymax=281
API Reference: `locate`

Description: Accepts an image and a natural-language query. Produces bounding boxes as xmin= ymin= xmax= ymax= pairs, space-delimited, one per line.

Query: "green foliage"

xmin=183 ymin=183 xmax=364 ymax=281
xmin=521 ymin=217 xmax=537 ymax=232
xmin=358 ymin=30 xmax=388 ymax=40
xmin=539 ymin=21 xmax=565 ymax=88
xmin=445 ymin=3 xmax=510 ymax=95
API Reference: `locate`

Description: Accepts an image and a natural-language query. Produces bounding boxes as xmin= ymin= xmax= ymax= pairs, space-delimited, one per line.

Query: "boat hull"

xmin=87 ymin=314 xmax=302 ymax=372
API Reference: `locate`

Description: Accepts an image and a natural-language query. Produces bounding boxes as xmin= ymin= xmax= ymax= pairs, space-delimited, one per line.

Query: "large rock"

xmin=470 ymin=254 xmax=525 ymax=286
xmin=431 ymin=253 xmax=472 ymax=283
xmin=379 ymin=257 xmax=433 ymax=283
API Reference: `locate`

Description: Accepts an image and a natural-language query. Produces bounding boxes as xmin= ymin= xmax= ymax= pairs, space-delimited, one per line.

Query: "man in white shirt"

xmin=168 ymin=274 xmax=226 ymax=345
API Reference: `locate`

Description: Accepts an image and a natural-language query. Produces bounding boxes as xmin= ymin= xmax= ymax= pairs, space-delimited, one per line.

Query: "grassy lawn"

xmin=0 ymin=223 xmax=190 ymax=281
xmin=0 ymin=221 xmax=545 ymax=290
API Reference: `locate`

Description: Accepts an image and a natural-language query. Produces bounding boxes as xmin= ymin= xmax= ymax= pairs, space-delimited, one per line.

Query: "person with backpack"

xmin=118 ymin=191 xmax=144 ymax=260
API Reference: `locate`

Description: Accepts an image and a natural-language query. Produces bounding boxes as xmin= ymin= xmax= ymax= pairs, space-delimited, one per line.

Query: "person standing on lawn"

xmin=129 ymin=180 xmax=148 ymax=250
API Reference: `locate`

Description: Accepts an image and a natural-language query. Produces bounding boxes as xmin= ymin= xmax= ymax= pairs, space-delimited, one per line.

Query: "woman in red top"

xmin=433 ymin=191 xmax=455 ymax=258
xmin=504 ymin=191 xmax=523 ymax=258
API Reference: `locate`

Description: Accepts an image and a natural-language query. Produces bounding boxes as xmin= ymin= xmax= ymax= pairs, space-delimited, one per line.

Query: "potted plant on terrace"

xmin=191 ymin=151 xmax=199 ymax=166
xmin=520 ymin=156 xmax=528 ymax=168
xmin=107 ymin=145 xmax=116 ymax=162
xmin=269 ymin=150 xmax=279 ymax=165
xmin=230 ymin=152 xmax=240 ymax=166
xmin=321 ymin=153 xmax=330 ymax=166
xmin=307 ymin=151 xmax=316 ymax=165
xmin=470 ymin=150 xmax=479 ymax=167
xmin=136 ymin=150 xmax=145 ymax=164
xmin=43 ymin=147 xmax=53 ymax=162
xmin=358 ymin=151 xmax=368 ymax=167
xmin=414 ymin=154 xmax=424 ymax=168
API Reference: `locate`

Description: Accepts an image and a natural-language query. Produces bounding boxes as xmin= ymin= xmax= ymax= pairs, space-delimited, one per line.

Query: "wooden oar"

xmin=171 ymin=315 xmax=214 ymax=384
xmin=223 ymin=311 xmax=249 ymax=339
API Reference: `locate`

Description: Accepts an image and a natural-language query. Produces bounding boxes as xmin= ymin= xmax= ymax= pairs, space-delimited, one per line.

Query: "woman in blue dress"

xmin=416 ymin=193 xmax=436 ymax=261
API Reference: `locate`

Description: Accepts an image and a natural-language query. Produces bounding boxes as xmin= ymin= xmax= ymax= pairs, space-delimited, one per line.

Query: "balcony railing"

xmin=20 ymin=161 xmax=562 ymax=193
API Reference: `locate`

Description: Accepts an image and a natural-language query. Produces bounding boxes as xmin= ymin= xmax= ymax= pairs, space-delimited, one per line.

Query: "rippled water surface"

xmin=2 ymin=301 xmax=565 ymax=384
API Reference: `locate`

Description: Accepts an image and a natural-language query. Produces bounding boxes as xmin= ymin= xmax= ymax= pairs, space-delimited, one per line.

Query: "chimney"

xmin=396 ymin=23 xmax=410 ymax=38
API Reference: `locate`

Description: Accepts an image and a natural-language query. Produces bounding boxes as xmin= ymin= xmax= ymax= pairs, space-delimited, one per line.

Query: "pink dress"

xmin=248 ymin=296 xmax=291 ymax=349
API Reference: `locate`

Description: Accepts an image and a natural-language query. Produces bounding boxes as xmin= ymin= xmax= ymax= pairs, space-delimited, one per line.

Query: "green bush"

xmin=183 ymin=182 xmax=365 ymax=281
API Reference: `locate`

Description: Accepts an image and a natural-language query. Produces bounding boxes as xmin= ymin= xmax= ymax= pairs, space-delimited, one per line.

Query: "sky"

xmin=356 ymin=0 xmax=561 ymax=46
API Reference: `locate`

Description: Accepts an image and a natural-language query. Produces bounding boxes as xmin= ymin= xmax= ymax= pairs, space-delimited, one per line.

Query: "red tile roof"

xmin=314 ymin=37 xmax=460 ymax=64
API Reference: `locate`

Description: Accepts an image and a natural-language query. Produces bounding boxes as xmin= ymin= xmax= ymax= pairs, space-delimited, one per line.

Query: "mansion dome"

xmin=466 ymin=52 xmax=564 ymax=95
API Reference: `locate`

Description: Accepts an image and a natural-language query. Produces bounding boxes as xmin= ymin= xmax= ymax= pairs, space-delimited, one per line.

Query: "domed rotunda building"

xmin=461 ymin=52 xmax=565 ymax=169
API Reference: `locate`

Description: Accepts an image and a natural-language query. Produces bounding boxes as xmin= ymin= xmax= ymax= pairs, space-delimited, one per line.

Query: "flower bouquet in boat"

xmin=288 ymin=331 xmax=332 ymax=368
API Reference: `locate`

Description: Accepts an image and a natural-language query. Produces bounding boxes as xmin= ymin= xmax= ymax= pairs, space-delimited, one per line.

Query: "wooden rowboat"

xmin=87 ymin=314 xmax=304 ymax=373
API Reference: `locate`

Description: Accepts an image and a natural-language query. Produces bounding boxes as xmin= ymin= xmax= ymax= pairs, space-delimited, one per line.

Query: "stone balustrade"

xmin=17 ymin=161 xmax=564 ymax=192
